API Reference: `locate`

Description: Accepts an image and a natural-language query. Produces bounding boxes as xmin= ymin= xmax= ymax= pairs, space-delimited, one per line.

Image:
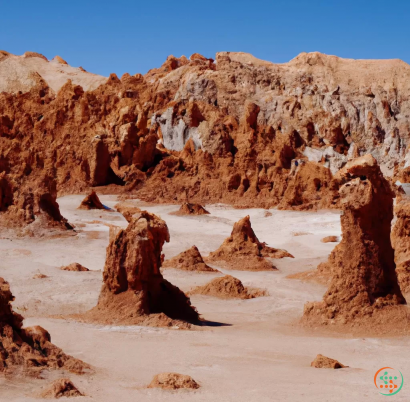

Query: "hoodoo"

xmin=302 ymin=155 xmax=407 ymax=333
xmin=84 ymin=211 xmax=199 ymax=327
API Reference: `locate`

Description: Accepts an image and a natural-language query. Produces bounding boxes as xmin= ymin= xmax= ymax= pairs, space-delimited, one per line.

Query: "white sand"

xmin=1 ymin=195 xmax=409 ymax=401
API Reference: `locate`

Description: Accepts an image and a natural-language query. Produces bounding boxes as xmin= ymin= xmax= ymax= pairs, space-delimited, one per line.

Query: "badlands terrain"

xmin=1 ymin=50 xmax=410 ymax=400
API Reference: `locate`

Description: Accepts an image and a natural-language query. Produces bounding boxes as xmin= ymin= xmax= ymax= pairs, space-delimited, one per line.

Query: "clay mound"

xmin=61 ymin=263 xmax=89 ymax=272
xmin=302 ymin=155 xmax=408 ymax=334
xmin=148 ymin=372 xmax=200 ymax=390
xmin=0 ymin=277 xmax=90 ymax=377
xmin=78 ymin=191 xmax=105 ymax=210
xmin=114 ymin=202 xmax=142 ymax=223
xmin=321 ymin=236 xmax=339 ymax=243
xmin=206 ymin=215 xmax=293 ymax=270
xmin=162 ymin=246 xmax=218 ymax=272
xmin=391 ymin=197 xmax=410 ymax=294
xmin=33 ymin=273 xmax=48 ymax=279
xmin=172 ymin=203 xmax=209 ymax=216
xmin=40 ymin=378 xmax=84 ymax=398
xmin=311 ymin=354 xmax=346 ymax=369
xmin=188 ymin=275 xmax=266 ymax=299
xmin=80 ymin=211 xmax=199 ymax=328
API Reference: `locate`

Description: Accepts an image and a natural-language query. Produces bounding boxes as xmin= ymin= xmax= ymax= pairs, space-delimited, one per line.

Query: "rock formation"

xmin=302 ymin=155 xmax=408 ymax=333
xmin=206 ymin=216 xmax=293 ymax=270
xmin=391 ymin=196 xmax=410 ymax=294
xmin=311 ymin=354 xmax=346 ymax=369
xmin=78 ymin=191 xmax=105 ymax=210
xmin=188 ymin=275 xmax=267 ymax=299
xmin=114 ymin=202 xmax=141 ymax=222
xmin=2 ymin=50 xmax=410 ymax=217
xmin=83 ymin=211 xmax=199 ymax=327
xmin=0 ymin=277 xmax=89 ymax=376
xmin=40 ymin=379 xmax=84 ymax=398
xmin=148 ymin=373 xmax=200 ymax=390
xmin=162 ymin=246 xmax=218 ymax=272
xmin=61 ymin=263 xmax=90 ymax=272
xmin=172 ymin=203 xmax=210 ymax=216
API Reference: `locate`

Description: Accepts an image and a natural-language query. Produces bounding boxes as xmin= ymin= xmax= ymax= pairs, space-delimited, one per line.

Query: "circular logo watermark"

xmin=374 ymin=367 xmax=404 ymax=395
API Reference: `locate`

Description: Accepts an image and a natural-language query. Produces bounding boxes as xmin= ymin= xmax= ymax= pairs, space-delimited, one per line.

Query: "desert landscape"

xmin=1 ymin=47 xmax=410 ymax=400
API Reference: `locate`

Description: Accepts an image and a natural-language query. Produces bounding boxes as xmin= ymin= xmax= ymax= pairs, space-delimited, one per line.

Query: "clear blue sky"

xmin=1 ymin=0 xmax=409 ymax=77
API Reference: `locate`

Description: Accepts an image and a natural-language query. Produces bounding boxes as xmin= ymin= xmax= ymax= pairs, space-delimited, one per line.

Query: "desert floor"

xmin=1 ymin=195 xmax=409 ymax=401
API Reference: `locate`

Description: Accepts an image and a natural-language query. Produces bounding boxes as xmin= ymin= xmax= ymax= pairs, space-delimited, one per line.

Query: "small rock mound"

xmin=80 ymin=211 xmax=199 ymax=327
xmin=206 ymin=215 xmax=293 ymax=270
xmin=114 ymin=202 xmax=141 ymax=222
xmin=33 ymin=273 xmax=48 ymax=279
xmin=172 ymin=203 xmax=209 ymax=216
xmin=189 ymin=275 xmax=266 ymax=299
xmin=162 ymin=246 xmax=218 ymax=272
xmin=53 ymin=55 xmax=68 ymax=65
xmin=78 ymin=191 xmax=105 ymax=210
xmin=61 ymin=263 xmax=89 ymax=272
xmin=40 ymin=378 xmax=84 ymax=398
xmin=311 ymin=354 xmax=346 ymax=369
xmin=0 ymin=278 xmax=90 ymax=377
xmin=148 ymin=372 xmax=200 ymax=390
xmin=321 ymin=236 xmax=339 ymax=243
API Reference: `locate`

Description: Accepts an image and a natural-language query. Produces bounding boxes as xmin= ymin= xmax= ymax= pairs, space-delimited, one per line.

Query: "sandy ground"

xmin=1 ymin=195 xmax=409 ymax=401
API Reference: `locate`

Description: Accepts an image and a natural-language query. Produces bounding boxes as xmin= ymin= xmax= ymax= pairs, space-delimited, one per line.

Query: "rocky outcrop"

xmin=83 ymin=211 xmax=199 ymax=327
xmin=311 ymin=354 xmax=346 ymax=369
xmin=0 ymin=277 xmax=89 ymax=376
xmin=162 ymin=246 xmax=218 ymax=272
xmin=391 ymin=196 xmax=410 ymax=294
xmin=302 ymin=155 xmax=407 ymax=333
xmin=206 ymin=215 xmax=293 ymax=270
xmin=40 ymin=379 xmax=84 ymax=398
xmin=148 ymin=373 xmax=200 ymax=390
xmin=188 ymin=275 xmax=267 ymax=299
xmin=321 ymin=236 xmax=339 ymax=243
xmin=78 ymin=191 xmax=105 ymax=210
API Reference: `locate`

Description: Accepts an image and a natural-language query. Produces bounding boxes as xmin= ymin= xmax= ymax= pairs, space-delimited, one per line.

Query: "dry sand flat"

xmin=1 ymin=195 xmax=410 ymax=401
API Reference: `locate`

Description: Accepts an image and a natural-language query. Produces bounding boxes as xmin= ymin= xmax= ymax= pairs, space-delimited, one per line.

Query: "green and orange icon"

xmin=374 ymin=367 xmax=404 ymax=395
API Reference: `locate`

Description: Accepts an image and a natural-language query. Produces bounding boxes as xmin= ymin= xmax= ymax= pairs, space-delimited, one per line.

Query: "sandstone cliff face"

xmin=0 ymin=277 xmax=89 ymax=376
xmin=86 ymin=211 xmax=199 ymax=326
xmin=1 ymin=50 xmax=410 ymax=215
xmin=302 ymin=155 xmax=407 ymax=332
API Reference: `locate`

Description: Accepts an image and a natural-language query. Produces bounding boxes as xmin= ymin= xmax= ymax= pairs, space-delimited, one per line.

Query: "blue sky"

xmin=1 ymin=0 xmax=409 ymax=77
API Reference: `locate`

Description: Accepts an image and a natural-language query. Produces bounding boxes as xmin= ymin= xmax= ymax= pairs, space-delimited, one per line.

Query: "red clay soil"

xmin=206 ymin=215 xmax=293 ymax=271
xmin=114 ymin=202 xmax=141 ymax=222
xmin=79 ymin=211 xmax=199 ymax=328
xmin=40 ymin=378 xmax=84 ymax=398
xmin=188 ymin=275 xmax=267 ymax=299
xmin=302 ymin=155 xmax=409 ymax=335
xmin=311 ymin=354 xmax=346 ymax=369
xmin=0 ymin=277 xmax=90 ymax=377
xmin=78 ymin=191 xmax=105 ymax=210
xmin=61 ymin=263 xmax=90 ymax=272
xmin=171 ymin=203 xmax=210 ymax=216
xmin=148 ymin=372 xmax=200 ymax=390
xmin=391 ymin=196 xmax=410 ymax=294
xmin=162 ymin=246 xmax=218 ymax=272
